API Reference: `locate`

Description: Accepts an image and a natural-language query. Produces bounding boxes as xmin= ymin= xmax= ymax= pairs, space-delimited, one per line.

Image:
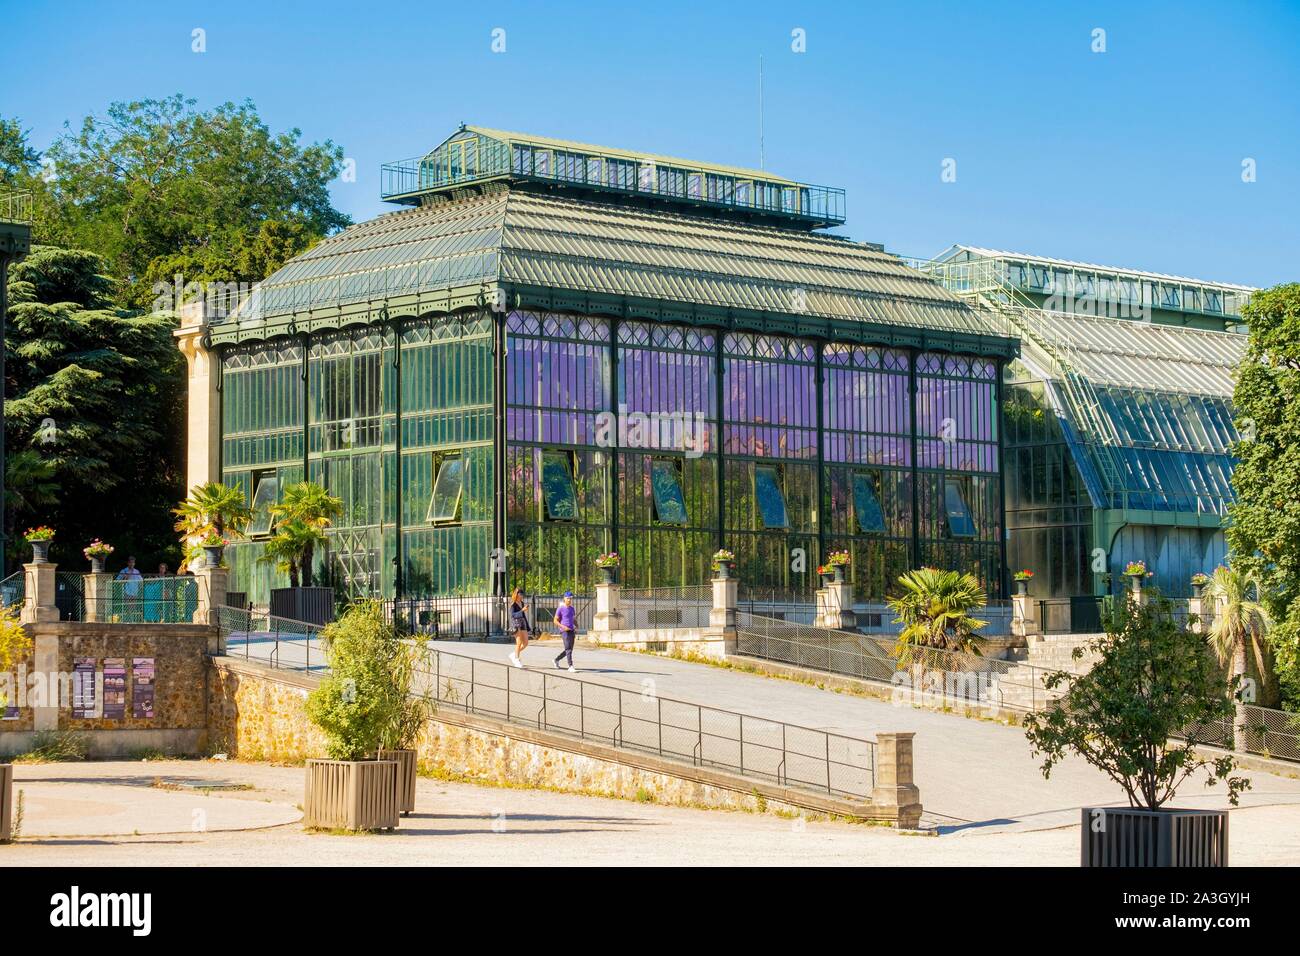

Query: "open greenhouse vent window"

xmin=427 ymin=454 xmax=464 ymax=524
xmin=650 ymin=458 xmax=689 ymax=525
xmin=247 ymin=471 xmax=279 ymax=537
xmin=944 ymin=479 xmax=977 ymax=538
xmin=754 ymin=465 xmax=790 ymax=529
xmin=541 ymin=449 xmax=578 ymax=521
xmin=853 ymin=471 xmax=886 ymax=534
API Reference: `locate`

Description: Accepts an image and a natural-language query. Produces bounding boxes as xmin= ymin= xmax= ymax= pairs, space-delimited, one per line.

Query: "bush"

xmin=305 ymin=601 xmax=422 ymax=761
xmin=1024 ymin=594 xmax=1248 ymax=809
xmin=17 ymin=730 xmax=90 ymax=763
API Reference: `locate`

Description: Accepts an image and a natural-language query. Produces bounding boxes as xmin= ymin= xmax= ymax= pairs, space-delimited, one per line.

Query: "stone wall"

xmin=207 ymin=657 xmax=914 ymax=823
xmin=0 ymin=622 xmax=213 ymax=757
xmin=588 ymin=627 xmax=728 ymax=660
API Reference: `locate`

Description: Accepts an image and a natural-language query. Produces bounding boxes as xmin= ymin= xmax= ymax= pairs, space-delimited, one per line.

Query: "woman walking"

xmin=508 ymin=587 xmax=531 ymax=668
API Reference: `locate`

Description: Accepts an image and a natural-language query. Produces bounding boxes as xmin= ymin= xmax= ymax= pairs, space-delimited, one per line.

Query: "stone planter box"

xmin=379 ymin=748 xmax=418 ymax=815
xmin=304 ymin=759 xmax=399 ymax=831
xmin=0 ymin=764 xmax=12 ymax=843
xmin=1081 ymin=806 xmax=1228 ymax=867
xmin=270 ymin=586 xmax=335 ymax=626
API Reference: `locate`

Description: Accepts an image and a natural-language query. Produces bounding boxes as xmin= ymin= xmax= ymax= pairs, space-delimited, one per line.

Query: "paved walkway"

xmin=8 ymin=762 xmax=302 ymax=837
xmin=5 ymin=760 xmax=1300 ymax=866
xmin=433 ymin=640 xmax=1300 ymax=832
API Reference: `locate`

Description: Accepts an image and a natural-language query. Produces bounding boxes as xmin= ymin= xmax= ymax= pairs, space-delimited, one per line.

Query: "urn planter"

xmin=303 ymin=759 xmax=399 ymax=831
xmin=203 ymin=545 xmax=224 ymax=569
xmin=713 ymin=563 xmax=734 ymax=580
xmin=597 ymin=565 xmax=618 ymax=586
xmin=378 ymin=748 xmax=418 ymax=815
xmin=1081 ymin=806 xmax=1228 ymax=867
xmin=89 ymin=556 xmax=106 ymax=574
xmin=831 ymin=565 xmax=846 ymax=584
xmin=29 ymin=540 xmax=50 ymax=564
xmin=1015 ymin=579 xmax=1029 ymax=597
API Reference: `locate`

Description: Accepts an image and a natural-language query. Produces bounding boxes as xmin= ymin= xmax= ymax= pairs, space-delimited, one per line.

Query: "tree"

xmin=1024 ymin=595 xmax=1248 ymax=809
xmin=261 ymin=481 xmax=342 ymax=588
xmin=305 ymin=602 xmax=411 ymax=761
xmin=0 ymin=116 xmax=40 ymax=186
xmin=4 ymin=246 xmax=184 ymax=566
xmin=1205 ymin=564 xmax=1273 ymax=751
xmin=1226 ymin=282 xmax=1300 ymax=710
xmin=29 ymin=95 xmax=348 ymax=309
xmin=173 ymin=482 xmax=253 ymax=571
xmin=887 ymin=567 xmax=988 ymax=666
xmin=0 ymin=602 xmax=32 ymax=712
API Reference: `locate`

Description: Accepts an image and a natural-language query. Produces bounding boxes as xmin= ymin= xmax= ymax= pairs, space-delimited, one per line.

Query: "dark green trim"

xmin=907 ymin=348 xmax=921 ymax=568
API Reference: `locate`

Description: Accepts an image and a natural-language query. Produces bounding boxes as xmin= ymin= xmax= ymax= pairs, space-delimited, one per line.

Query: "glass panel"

xmin=247 ymin=474 xmax=279 ymax=536
xmin=650 ymin=459 xmax=689 ymax=525
xmin=944 ymin=479 xmax=977 ymax=538
xmin=754 ymin=466 xmax=789 ymax=529
xmin=540 ymin=450 xmax=577 ymax=521
xmin=852 ymin=471 xmax=886 ymax=534
xmin=426 ymin=456 xmax=464 ymax=523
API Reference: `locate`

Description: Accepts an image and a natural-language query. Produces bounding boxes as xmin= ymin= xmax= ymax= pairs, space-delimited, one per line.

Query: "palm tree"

xmin=173 ymin=482 xmax=253 ymax=572
xmin=265 ymin=482 xmax=343 ymax=588
xmin=887 ymin=567 xmax=988 ymax=667
xmin=1205 ymin=564 xmax=1273 ymax=752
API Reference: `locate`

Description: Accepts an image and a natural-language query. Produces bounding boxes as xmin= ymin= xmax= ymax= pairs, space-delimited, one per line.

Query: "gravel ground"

xmin=5 ymin=760 xmax=1300 ymax=866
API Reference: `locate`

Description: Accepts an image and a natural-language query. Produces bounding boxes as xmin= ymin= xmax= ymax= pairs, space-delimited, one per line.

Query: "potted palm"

xmin=887 ymin=567 xmax=988 ymax=670
xmin=1024 ymin=594 xmax=1245 ymax=866
xmin=262 ymin=482 xmax=343 ymax=625
xmin=200 ymin=532 xmax=228 ymax=568
xmin=303 ymin=601 xmax=404 ymax=831
xmin=24 ymin=526 xmax=54 ymax=564
xmin=83 ymin=539 xmax=114 ymax=573
xmin=1204 ymin=564 xmax=1272 ymax=752
xmin=173 ymin=482 xmax=252 ymax=573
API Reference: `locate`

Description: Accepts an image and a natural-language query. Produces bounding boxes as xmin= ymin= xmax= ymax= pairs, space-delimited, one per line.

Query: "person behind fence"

xmin=115 ymin=556 xmax=144 ymax=618
xmin=508 ymin=587 xmax=531 ymax=668
xmin=552 ymin=591 xmax=578 ymax=673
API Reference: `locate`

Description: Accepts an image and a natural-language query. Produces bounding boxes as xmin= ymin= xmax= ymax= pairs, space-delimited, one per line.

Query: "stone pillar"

xmin=1011 ymin=592 xmax=1040 ymax=641
xmin=82 ymin=571 xmax=114 ymax=623
xmin=193 ymin=565 xmax=229 ymax=652
xmin=31 ymin=627 xmax=59 ymax=732
xmin=173 ymin=302 xmax=221 ymax=493
xmin=815 ymin=580 xmax=856 ymax=630
xmin=1187 ymin=593 xmax=1205 ymax=633
xmin=871 ymin=732 xmax=923 ymax=829
xmin=707 ymin=574 xmax=738 ymax=654
xmin=591 ymin=581 xmax=622 ymax=634
xmin=21 ymin=562 xmax=59 ymax=625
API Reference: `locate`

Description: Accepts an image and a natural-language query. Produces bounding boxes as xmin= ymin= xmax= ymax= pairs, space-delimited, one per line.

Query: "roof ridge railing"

xmin=0 ymin=189 xmax=34 ymax=224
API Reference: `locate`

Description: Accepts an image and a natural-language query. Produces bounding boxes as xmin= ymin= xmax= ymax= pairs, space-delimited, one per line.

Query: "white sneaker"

xmin=509 ymin=653 xmax=522 ymax=668
xmin=567 ymin=666 xmax=577 ymax=673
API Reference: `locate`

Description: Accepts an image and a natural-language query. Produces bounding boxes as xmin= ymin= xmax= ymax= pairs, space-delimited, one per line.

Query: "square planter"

xmin=1081 ymin=807 xmax=1228 ymax=867
xmin=378 ymin=748 xmax=418 ymax=815
xmin=303 ymin=759 xmax=399 ymax=831
xmin=270 ymin=587 xmax=335 ymax=626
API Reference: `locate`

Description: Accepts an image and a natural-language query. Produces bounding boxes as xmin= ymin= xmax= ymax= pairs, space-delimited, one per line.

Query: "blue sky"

xmin=3 ymin=0 xmax=1297 ymax=287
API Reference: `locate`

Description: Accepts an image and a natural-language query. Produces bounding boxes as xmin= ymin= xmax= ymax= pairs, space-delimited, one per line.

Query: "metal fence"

xmin=83 ymin=576 xmax=198 ymax=623
xmin=736 ymin=610 xmax=1064 ymax=713
xmin=416 ymin=646 xmax=875 ymax=798
xmin=380 ymin=592 xmax=594 ymax=640
xmin=0 ymin=572 xmax=24 ymax=610
xmin=1178 ymin=705 xmax=1300 ymax=763
xmin=619 ymin=586 xmax=712 ymax=629
xmin=218 ymin=605 xmax=327 ymax=672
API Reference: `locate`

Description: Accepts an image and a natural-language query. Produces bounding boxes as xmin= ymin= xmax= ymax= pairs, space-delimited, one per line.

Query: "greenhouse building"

xmin=176 ymin=125 xmax=1021 ymax=606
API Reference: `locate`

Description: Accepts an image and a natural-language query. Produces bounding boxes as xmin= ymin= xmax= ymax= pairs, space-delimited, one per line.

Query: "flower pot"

xmin=1080 ymin=807 xmax=1227 ymax=867
xmin=597 ymin=565 xmax=618 ymax=586
xmin=29 ymin=540 xmax=50 ymax=564
xmin=713 ymin=562 xmax=733 ymax=580
xmin=832 ymin=565 xmax=846 ymax=584
xmin=1015 ymin=579 xmax=1029 ymax=597
xmin=303 ymin=758 xmax=399 ymax=831
xmin=819 ymin=572 xmax=835 ymax=587
xmin=89 ymin=556 xmax=106 ymax=574
xmin=1191 ymin=582 xmax=1206 ymax=599
xmin=378 ymin=748 xmax=418 ymax=815
xmin=203 ymin=545 xmax=224 ymax=568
